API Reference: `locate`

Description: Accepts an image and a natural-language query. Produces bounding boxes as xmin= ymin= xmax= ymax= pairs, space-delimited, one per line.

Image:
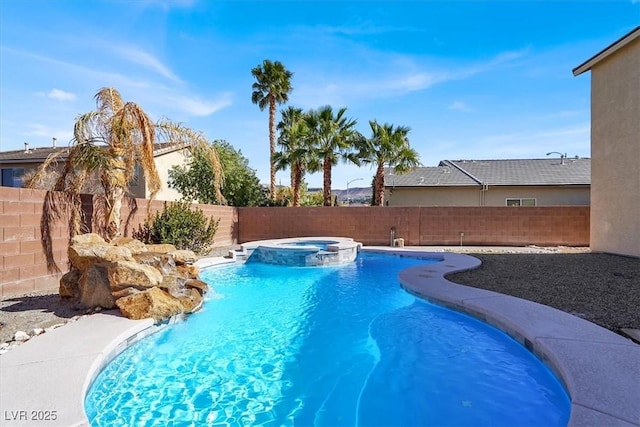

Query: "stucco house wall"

xmin=387 ymin=185 xmax=590 ymax=206
xmin=482 ymin=186 xmax=590 ymax=206
xmin=134 ymin=147 xmax=190 ymax=201
xmin=386 ymin=187 xmax=479 ymax=206
xmin=574 ymin=28 xmax=640 ymax=257
xmin=1 ymin=143 xmax=191 ymax=202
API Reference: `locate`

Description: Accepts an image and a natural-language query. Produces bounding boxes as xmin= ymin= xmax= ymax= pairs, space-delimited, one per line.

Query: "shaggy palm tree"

xmin=360 ymin=120 xmax=420 ymax=206
xmin=305 ymin=106 xmax=361 ymax=206
xmin=26 ymin=87 xmax=223 ymax=243
xmin=274 ymin=107 xmax=319 ymax=207
xmin=251 ymin=59 xmax=293 ymax=200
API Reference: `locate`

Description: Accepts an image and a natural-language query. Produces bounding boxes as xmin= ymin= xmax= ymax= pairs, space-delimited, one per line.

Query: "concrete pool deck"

xmin=0 ymin=249 xmax=638 ymax=426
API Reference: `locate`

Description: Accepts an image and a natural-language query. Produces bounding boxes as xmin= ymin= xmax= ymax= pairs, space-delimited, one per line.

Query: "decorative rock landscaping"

xmin=61 ymin=234 xmax=209 ymax=322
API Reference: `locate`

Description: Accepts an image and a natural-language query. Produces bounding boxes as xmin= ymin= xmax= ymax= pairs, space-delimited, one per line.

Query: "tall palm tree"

xmin=305 ymin=106 xmax=361 ymax=206
xmin=360 ymin=120 xmax=420 ymax=206
xmin=251 ymin=59 xmax=293 ymax=200
xmin=25 ymin=87 xmax=223 ymax=241
xmin=274 ymin=107 xmax=318 ymax=207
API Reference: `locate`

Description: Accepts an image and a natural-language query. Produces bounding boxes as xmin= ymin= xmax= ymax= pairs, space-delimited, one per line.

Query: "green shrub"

xmin=133 ymin=201 xmax=219 ymax=254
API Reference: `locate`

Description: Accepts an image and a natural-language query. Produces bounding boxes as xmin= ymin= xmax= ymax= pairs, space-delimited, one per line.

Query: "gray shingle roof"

xmin=0 ymin=146 xmax=68 ymax=163
xmin=0 ymin=142 xmax=190 ymax=164
xmin=385 ymin=165 xmax=477 ymax=187
xmin=385 ymin=158 xmax=591 ymax=187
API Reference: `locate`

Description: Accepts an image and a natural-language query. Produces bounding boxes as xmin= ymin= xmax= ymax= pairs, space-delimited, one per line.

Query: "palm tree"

xmin=305 ymin=106 xmax=361 ymax=206
xmin=25 ymin=87 xmax=223 ymax=242
xmin=360 ymin=120 xmax=420 ymax=206
xmin=251 ymin=59 xmax=293 ymax=201
xmin=274 ymin=107 xmax=318 ymax=207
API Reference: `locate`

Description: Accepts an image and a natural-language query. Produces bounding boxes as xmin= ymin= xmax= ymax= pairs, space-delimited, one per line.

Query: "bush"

xmin=133 ymin=201 xmax=219 ymax=254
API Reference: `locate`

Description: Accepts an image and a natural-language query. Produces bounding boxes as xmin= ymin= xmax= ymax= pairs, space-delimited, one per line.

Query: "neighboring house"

xmin=0 ymin=141 xmax=192 ymax=201
xmin=384 ymin=158 xmax=590 ymax=207
xmin=573 ymin=26 xmax=640 ymax=257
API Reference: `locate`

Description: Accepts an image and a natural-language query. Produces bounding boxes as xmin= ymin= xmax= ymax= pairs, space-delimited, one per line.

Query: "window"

xmin=506 ymin=198 xmax=536 ymax=206
xmin=1 ymin=168 xmax=24 ymax=188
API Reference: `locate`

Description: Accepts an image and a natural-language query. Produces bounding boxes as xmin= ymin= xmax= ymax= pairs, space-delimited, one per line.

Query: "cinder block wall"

xmin=1 ymin=186 xmax=590 ymax=297
xmin=118 ymin=199 xmax=238 ymax=248
xmin=238 ymin=206 xmax=590 ymax=247
xmin=1 ymin=187 xmax=70 ymax=296
xmin=0 ymin=187 xmax=238 ymax=297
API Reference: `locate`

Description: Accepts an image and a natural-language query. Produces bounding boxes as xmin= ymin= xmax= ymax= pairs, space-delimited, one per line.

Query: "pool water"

xmin=288 ymin=241 xmax=335 ymax=250
xmin=85 ymin=253 xmax=570 ymax=426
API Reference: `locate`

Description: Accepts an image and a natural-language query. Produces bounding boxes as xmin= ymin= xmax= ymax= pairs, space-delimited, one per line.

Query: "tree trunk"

xmin=106 ymin=186 xmax=124 ymax=240
xmin=374 ymin=163 xmax=385 ymax=206
xmin=104 ymin=153 xmax=127 ymax=241
xmin=269 ymin=96 xmax=277 ymax=200
xmin=323 ymin=156 xmax=332 ymax=206
xmin=292 ymin=162 xmax=302 ymax=207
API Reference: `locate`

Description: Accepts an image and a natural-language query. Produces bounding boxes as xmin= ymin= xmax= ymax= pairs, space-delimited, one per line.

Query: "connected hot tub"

xmin=240 ymin=237 xmax=362 ymax=266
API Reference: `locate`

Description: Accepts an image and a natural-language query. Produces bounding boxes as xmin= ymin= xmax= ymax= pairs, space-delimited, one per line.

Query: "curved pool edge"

xmin=0 ymin=312 xmax=157 ymax=427
xmin=1 ymin=248 xmax=637 ymax=427
xmin=361 ymin=247 xmax=639 ymax=426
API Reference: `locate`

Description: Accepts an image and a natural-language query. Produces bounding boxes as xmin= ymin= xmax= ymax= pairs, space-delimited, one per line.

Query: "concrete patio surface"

xmin=0 ymin=313 xmax=155 ymax=426
xmin=0 ymin=248 xmax=638 ymax=426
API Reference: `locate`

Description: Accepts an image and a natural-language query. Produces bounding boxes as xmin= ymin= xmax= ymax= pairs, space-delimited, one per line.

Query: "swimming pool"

xmin=85 ymin=252 xmax=570 ymax=426
xmin=242 ymin=237 xmax=361 ymax=266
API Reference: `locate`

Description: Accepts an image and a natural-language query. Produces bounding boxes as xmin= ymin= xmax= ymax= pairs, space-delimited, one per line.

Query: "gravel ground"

xmin=446 ymin=252 xmax=639 ymax=334
xmin=1 ymin=247 xmax=638 ymax=348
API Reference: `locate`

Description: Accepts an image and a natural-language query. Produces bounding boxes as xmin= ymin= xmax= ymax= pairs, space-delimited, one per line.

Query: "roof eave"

xmin=0 ymin=157 xmax=64 ymax=164
xmin=573 ymin=26 xmax=640 ymax=76
xmin=153 ymin=142 xmax=192 ymax=156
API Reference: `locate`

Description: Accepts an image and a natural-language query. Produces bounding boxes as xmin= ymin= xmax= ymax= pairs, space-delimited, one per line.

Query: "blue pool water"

xmin=85 ymin=253 xmax=570 ymax=426
xmin=288 ymin=241 xmax=335 ymax=250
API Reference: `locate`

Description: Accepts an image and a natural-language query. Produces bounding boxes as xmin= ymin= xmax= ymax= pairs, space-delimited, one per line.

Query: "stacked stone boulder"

xmin=60 ymin=234 xmax=209 ymax=322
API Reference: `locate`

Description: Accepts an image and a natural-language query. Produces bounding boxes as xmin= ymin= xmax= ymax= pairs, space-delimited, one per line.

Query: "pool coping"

xmin=0 ymin=248 xmax=638 ymax=426
xmin=362 ymin=247 xmax=639 ymax=426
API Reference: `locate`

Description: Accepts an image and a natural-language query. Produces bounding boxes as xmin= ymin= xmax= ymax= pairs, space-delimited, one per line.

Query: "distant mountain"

xmin=301 ymin=186 xmax=372 ymax=204
xmin=331 ymin=187 xmax=372 ymax=203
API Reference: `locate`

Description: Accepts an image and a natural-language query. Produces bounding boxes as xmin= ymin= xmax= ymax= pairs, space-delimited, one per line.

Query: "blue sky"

xmin=1 ymin=1 xmax=638 ymax=189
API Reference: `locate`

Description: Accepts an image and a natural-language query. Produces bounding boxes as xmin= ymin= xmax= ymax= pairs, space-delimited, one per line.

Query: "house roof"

xmin=0 ymin=142 xmax=191 ymax=164
xmin=385 ymin=158 xmax=591 ymax=187
xmin=573 ymin=26 xmax=640 ymax=76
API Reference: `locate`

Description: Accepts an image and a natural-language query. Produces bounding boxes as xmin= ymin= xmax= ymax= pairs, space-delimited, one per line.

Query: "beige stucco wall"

xmin=589 ymin=39 xmax=640 ymax=257
xmin=386 ymin=186 xmax=479 ymax=206
xmin=386 ymin=185 xmax=590 ymax=206
xmin=483 ymin=186 xmax=590 ymax=206
xmin=2 ymin=148 xmax=191 ymax=202
xmin=135 ymin=148 xmax=191 ymax=201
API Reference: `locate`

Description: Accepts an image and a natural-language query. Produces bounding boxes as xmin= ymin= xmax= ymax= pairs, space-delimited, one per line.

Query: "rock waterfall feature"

xmin=60 ymin=233 xmax=209 ymax=322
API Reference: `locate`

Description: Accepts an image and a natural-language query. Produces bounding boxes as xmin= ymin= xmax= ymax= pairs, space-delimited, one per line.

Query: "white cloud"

xmin=167 ymin=93 xmax=233 ymax=117
xmin=312 ymin=21 xmax=425 ymax=37
xmin=4 ymin=46 xmax=226 ymax=119
xmin=145 ymin=0 xmax=196 ymax=9
xmin=5 ymin=46 xmax=151 ymax=89
xmin=7 ymin=42 xmax=182 ymax=87
xmin=46 ymin=89 xmax=76 ymax=101
xmin=474 ymin=124 xmax=590 ymax=157
xmin=386 ymin=72 xmax=442 ymax=92
xmin=448 ymin=101 xmax=475 ymax=112
xmin=21 ymin=124 xmax=74 ymax=142
xmin=292 ymin=48 xmax=528 ymax=108
xmin=114 ymin=45 xmax=183 ymax=84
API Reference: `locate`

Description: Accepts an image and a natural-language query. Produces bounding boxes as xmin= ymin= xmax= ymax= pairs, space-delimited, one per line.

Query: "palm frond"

xmin=94 ymin=87 xmax=124 ymax=119
xmin=22 ymin=150 xmax=66 ymax=189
